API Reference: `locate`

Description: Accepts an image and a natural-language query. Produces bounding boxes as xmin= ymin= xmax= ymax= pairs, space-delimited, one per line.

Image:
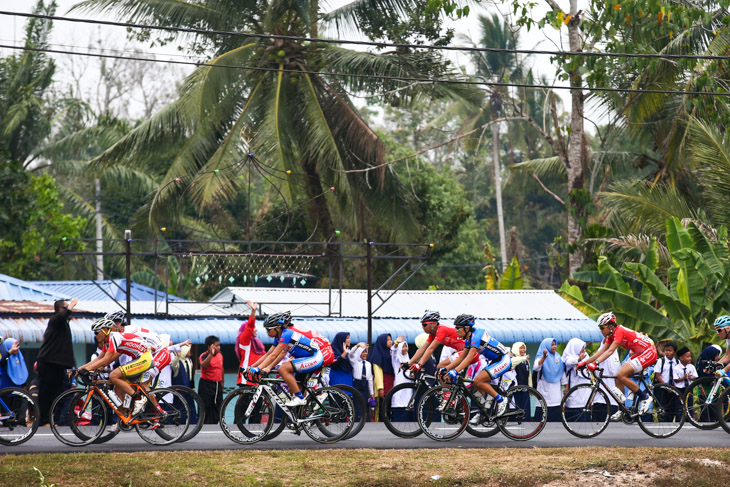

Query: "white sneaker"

xmin=131 ymin=396 xmax=148 ymax=416
xmin=609 ymin=410 xmax=623 ymax=422
xmin=285 ymin=396 xmax=308 ymax=407
xmin=107 ymin=423 xmax=119 ymax=433
xmin=469 ymin=413 xmax=484 ymax=425
xmin=494 ymin=399 xmax=507 ymax=417
xmin=638 ymin=397 xmax=653 ymax=415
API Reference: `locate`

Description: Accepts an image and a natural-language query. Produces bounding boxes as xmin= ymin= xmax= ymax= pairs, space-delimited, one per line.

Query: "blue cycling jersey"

xmin=466 ymin=328 xmax=509 ymax=363
xmin=277 ymin=326 xmax=320 ymax=359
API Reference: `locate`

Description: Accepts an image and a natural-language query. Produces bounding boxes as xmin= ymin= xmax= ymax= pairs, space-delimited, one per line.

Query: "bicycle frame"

xmin=445 ymin=376 xmax=522 ymax=421
xmin=582 ymin=368 xmax=655 ymax=419
xmin=0 ymin=396 xmax=14 ymax=421
xmin=77 ymin=377 xmax=164 ymax=426
xmin=245 ymin=378 xmax=332 ymax=426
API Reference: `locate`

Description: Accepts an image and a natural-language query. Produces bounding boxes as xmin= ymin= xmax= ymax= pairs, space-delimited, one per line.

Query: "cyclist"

xmin=442 ymin=314 xmax=511 ymax=418
xmin=246 ymin=311 xmax=335 ymax=407
xmin=77 ymin=318 xmax=153 ymax=417
xmin=407 ymin=311 xmax=465 ymax=374
xmin=578 ymin=312 xmax=657 ymax=415
xmin=712 ymin=316 xmax=730 ymax=385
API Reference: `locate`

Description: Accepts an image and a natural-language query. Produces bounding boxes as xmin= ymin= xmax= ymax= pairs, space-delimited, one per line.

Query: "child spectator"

xmin=697 ymin=344 xmax=722 ymax=378
xmin=672 ymin=347 xmax=697 ymax=421
xmin=370 ymin=333 xmax=395 ymax=419
xmin=654 ymin=341 xmax=678 ymax=385
xmin=533 ymin=337 xmax=565 ymax=422
xmin=328 ymin=332 xmax=355 ymax=387
xmin=350 ymin=344 xmax=374 ymax=421
xmin=199 ymin=335 xmax=223 ymax=424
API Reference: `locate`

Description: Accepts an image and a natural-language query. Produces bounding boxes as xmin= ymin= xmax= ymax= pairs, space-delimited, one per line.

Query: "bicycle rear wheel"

xmin=498 ymin=386 xmax=547 ymax=441
xmin=50 ymin=388 xmax=107 ymax=447
xmin=167 ymin=385 xmax=205 ymax=442
xmin=333 ymin=385 xmax=367 ymax=439
xmin=416 ymin=385 xmax=468 ymax=441
xmin=0 ymin=387 xmax=39 ymax=446
xmin=135 ymin=388 xmax=190 ymax=445
xmin=560 ymin=384 xmax=611 ymax=439
xmin=382 ymin=383 xmax=423 ymax=438
xmin=637 ymin=384 xmax=684 ymax=438
xmin=685 ymin=377 xmax=726 ymax=430
xmin=219 ymin=387 xmax=274 ymax=444
xmin=301 ymin=386 xmax=354 ymax=444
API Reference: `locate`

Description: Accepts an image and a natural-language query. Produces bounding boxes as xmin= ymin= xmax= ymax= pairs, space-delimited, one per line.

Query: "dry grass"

xmin=2 ymin=448 xmax=730 ymax=487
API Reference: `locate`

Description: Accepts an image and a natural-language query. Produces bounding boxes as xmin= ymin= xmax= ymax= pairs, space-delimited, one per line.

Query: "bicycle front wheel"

xmin=560 ymin=384 xmax=611 ymax=439
xmin=715 ymin=385 xmax=730 ymax=434
xmin=219 ymin=387 xmax=274 ymax=445
xmin=0 ymin=387 xmax=39 ymax=446
xmin=685 ymin=376 xmax=726 ymax=430
xmin=416 ymin=385 xmax=468 ymax=442
xmin=382 ymin=382 xmax=424 ymax=438
xmin=50 ymin=388 xmax=107 ymax=447
xmin=638 ymin=384 xmax=684 ymax=438
xmin=333 ymin=385 xmax=367 ymax=439
xmin=301 ymin=386 xmax=354 ymax=444
xmin=167 ymin=385 xmax=205 ymax=442
xmin=498 ymin=385 xmax=547 ymax=441
xmin=135 ymin=388 xmax=190 ymax=445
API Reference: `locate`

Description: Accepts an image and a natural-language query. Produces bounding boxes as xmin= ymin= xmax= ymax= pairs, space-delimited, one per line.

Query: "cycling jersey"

xmin=604 ymin=325 xmax=654 ymax=356
xmin=278 ymin=326 xmax=335 ymax=366
xmin=106 ymin=332 xmax=151 ymax=359
xmin=123 ymin=325 xmax=165 ymax=353
xmin=426 ymin=326 xmax=465 ymax=352
xmin=465 ymin=328 xmax=510 ymax=363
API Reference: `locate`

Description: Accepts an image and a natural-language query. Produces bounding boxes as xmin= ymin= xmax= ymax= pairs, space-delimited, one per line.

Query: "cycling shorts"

xmin=291 ymin=350 xmax=324 ymax=374
xmin=142 ymin=348 xmax=172 ymax=383
xmin=118 ymin=350 xmax=153 ymax=380
xmin=475 ymin=353 xmax=512 ymax=380
xmin=627 ymin=346 xmax=657 ymax=374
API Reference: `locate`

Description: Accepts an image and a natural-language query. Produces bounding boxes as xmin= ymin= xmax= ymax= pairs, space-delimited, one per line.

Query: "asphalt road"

xmin=3 ymin=422 xmax=730 ymax=453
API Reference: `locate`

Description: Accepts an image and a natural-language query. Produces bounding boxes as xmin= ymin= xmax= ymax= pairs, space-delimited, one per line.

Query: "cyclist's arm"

xmin=417 ymin=340 xmax=441 ymax=366
xmin=259 ymin=342 xmax=288 ymax=373
xmin=720 ymin=347 xmax=730 ymax=373
xmin=250 ymin=345 xmax=275 ymax=368
xmin=582 ymin=342 xmax=609 ymax=365
xmin=450 ymin=348 xmax=477 ymax=373
xmin=81 ymin=351 xmax=122 ymax=371
xmin=408 ymin=344 xmax=427 ymax=366
xmin=593 ymin=342 xmax=619 ymax=365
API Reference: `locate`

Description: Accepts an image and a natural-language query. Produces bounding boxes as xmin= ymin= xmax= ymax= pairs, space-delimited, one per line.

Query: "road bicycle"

xmin=715 ymin=381 xmax=730 ymax=434
xmin=219 ymin=371 xmax=354 ymax=445
xmin=49 ymin=371 xmax=190 ymax=446
xmin=416 ymin=372 xmax=547 ymax=441
xmin=684 ymin=361 xmax=729 ymax=430
xmin=0 ymin=386 xmax=39 ymax=446
xmin=560 ymin=366 xmax=684 ymax=439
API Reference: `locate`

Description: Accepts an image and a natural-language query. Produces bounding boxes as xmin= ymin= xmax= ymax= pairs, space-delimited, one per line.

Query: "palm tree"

xmin=71 ymin=0 xmax=474 ymax=246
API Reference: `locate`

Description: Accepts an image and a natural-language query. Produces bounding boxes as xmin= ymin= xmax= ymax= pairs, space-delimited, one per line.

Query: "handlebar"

xmin=698 ymin=360 xmax=725 ymax=372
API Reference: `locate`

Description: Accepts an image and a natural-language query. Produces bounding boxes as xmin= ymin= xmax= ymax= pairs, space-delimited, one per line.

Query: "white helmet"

xmin=91 ymin=318 xmax=114 ymax=334
xmin=597 ymin=312 xmax=617 ymax=328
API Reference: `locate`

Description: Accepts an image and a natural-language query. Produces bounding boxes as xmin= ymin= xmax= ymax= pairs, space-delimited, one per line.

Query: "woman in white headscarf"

xmin=511 ymin=342 xmax=531 ymax=418
xmin=561 ymin=338 xmax=591 ymax=420
xmin=390 ymin=336 xmax=413 ymax=407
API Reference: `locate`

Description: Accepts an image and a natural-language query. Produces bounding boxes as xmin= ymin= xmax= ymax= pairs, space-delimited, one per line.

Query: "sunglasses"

xmin=718 ymin=328 xmax=726 ymax=335
xmin=422 ymin=321 xmax=436 ymax=327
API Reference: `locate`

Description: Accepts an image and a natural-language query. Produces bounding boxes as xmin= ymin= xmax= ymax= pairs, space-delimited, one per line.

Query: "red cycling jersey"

xmin=106 ymin=331 xmax=151 ymax=359
xmin=426 ymin=325 xmax=465 ymax=352
xmin=605 ymin=325 xmax=654 ymax=356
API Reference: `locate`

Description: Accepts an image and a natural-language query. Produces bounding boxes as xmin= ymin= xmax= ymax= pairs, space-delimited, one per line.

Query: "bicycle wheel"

xmin=715 ymin=385 xmax=730 ymax=434
xmin=464 ymin=392 xmax=500 ymax=438
xmin=685 ymin=376 xmax=726 ymax=430
xmin=560 ymin=384 xmax=611 ymax=439
xmin=638 ymin=384 xmax=685 ymax=438
xmin=0 ymin=387 xmax=39 ymax=446
xmin=168 ymin=385 xmax=205 ymax=442
xmin=301 ymin=386 xmax=354 ymax=444
xmin=498 ymin=385 xmax=547 ymax=441
xmin=382 ymin=382 xmax=424 ymax=438
xmin=416 ymin=385 xmax=469 ymax=441
xmin=333 ymin=385 xmax=367 ymax=439
xmin=135 ymin=388 xmax=190 ymax=445
xmin=261 ymin=405 xmax=289 ymax=441
xmin=50 ymin=388 xmax=107 ymax=447
xmin=219 ymin=387 xmax=274 ymax=444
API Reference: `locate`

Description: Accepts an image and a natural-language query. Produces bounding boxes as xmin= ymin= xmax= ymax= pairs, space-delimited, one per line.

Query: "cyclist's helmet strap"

xmin=713 ymin=315 xmax=730 ymax=329
xmin=421 ymin=310 xmax=440 ymax=324
xmin=597 ymin=312 xmax=617 ymax=328
xmin=453 ymin=313 xmax=476 ymax=328
xmin=263 ymin=311 xmax=292 ymax=330
xmin=91 ymin=318 xmax=114 ymax=333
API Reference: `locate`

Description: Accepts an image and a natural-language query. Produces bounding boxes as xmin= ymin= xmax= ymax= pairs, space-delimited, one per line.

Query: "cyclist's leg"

xmin=116 ymin=351 xmax=154 ymax=411
xmin=286 ymin=352 xmax=325 ymax=392
xmin=474 ymin=355 xmax=511 ymax=398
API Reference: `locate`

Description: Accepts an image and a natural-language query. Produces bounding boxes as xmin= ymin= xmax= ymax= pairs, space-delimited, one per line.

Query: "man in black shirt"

xmin=37 ymin=298 xmax=78 ymax=425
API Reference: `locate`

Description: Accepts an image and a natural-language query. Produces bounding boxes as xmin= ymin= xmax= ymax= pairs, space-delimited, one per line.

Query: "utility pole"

xmin=493 ymin=124 xmax=507 ymax=271
xmin=95 ymin=179 xmax=103 ymax=280
xmin=125 ymin=229 xmax=132 ymax=326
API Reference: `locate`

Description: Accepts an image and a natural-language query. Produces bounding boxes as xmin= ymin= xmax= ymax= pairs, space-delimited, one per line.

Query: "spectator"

xmin=654 ymin=341 xmax=678 ymax=385
xmin=414 ymin=333 xmax=438 ymax=378
xmin=37 ymin=298 xmax=78 ymax=425
xmin=349 ymin=343 xmax=374 ymax=421
xmin=171 ymin=344 xmax=194 ymax=388
xmin=369 ymin=333 xmax=395 ymax=402
xmin=599 ymin=341 xmax=622 ymax=417
xmin=235 ymin=301 xmax=265 ymax=386
xmin=1 ymin=338 xmax=29 ymax=389
xmin=672 ymin=347 xmax=696 ymax=421
xmin=199 ymin=335 xmax=223 ymax=424
xmin=510 ymin=342 xmax=531 ymax=418
xmin=561 ymin=338 xmax=589 ymax=420
xmin=328 ymin=332 xmax=355 ymax=387
xmin=533 ymin=337 xmax=564 ymax=422
xmin=697 ymin=344 xmax=722 ymax=378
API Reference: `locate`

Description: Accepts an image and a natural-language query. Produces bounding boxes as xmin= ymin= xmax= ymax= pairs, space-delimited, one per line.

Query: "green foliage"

xmin=500 ymin=257 xmax=523 ymax=289
xmin=0 ymin=163 xmax=86 ymax=280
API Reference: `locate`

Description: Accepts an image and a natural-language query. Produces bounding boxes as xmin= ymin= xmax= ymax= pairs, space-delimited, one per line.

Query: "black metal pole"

xmin=125 ymin=230 xmax=132 ymax=326
xmin=366 ymin=240 xmax=372 ymax=346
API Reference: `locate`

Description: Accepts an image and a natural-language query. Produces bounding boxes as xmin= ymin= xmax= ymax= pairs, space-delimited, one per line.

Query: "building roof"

xmin=0 ymin=274 xmax=65 ymax=301
xmin=29 ymin=279 xmax=186 ymax=302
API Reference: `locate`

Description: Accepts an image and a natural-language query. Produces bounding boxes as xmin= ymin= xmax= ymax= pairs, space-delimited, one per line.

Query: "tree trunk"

xmin=301 ymin=158 xmax=339 ymax=264
xmin=567 ymin=0 xmax=585 ymax=273
xmin=492 ymin=120 xmax=507 ymax=272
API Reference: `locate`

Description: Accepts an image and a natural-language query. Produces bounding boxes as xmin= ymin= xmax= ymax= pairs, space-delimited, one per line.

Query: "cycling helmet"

xmin=263 ymin=311 xmax=291 ymax=330
xmin=91 ymin=318 xmax=114 ymax=334
xmin=421 ymin=311 xmax=440 ymax=324
xmin=713 ymin=315 xmax=730 ymax=329
xmin=104 ymin=310 xmax=127 ymax=326
xmin=453 ymin=314 xmax=476 ymax=328
xmin=597 ymin=312 xmax=617 ymax=328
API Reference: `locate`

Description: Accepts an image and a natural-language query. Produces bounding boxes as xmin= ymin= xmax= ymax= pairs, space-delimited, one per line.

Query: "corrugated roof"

xmin=210 ymin=288 xmax=589 ymax=320
xmin=0 ymin=315 xmax=602 ymax=345
xmin=0 ymin=274 xmax=65 ymax=301
xmin=29 ymin=279 xmax=186 ymax=302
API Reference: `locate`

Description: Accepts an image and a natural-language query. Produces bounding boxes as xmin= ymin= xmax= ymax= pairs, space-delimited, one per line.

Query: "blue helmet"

xmin=263 ymin=311 xmax=291 ymax=330
xmin=713 ymin=315 xmax=730 ymax=329
xmin=421 ymin=311 xmax=440 ymax=324
xmin=453 ymin=314 xmax=476 ymax=328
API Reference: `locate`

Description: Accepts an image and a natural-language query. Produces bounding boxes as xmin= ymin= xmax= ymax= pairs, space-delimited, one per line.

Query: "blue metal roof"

xmin=0 ymin=274 xmax=65 ymax=301
xmin=28 ymin=279 xmax=186 ymax=302
xmin=0 ymin=316 xmax=602 ymax=346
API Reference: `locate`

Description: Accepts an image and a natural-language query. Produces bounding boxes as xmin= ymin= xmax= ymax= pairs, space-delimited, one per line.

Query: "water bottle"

xmin=612 ymin=386 xmax=626 ymax=403
xmin=107 ymin=390 xmax=122 ymax=407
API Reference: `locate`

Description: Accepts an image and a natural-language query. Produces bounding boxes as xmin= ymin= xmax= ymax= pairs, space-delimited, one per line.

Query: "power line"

xmin=3 ymin=43 xmax=730 ymax=97
xmin=3 ymin=10 xmax=730 ymax=62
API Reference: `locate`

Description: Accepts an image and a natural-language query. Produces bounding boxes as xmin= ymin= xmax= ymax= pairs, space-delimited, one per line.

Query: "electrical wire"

xmin=2 ymin=43 xmax=730 ymax=96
